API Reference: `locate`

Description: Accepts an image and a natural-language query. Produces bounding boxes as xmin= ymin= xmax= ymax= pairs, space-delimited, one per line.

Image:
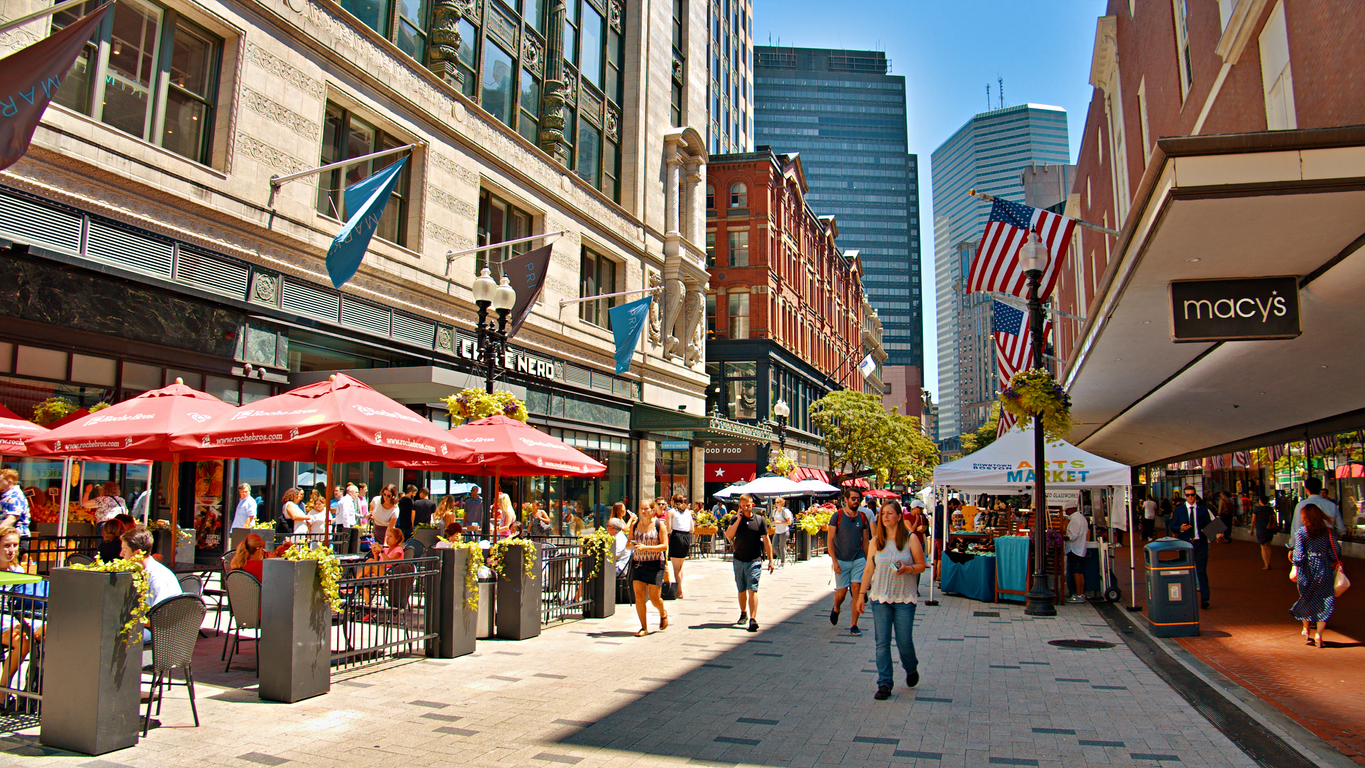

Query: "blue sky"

xmin=750 ymin=0 xmax=1107 ymax=401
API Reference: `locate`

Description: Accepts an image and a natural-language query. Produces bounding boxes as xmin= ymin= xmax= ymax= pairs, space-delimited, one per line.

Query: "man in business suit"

xmin=1169 ymin=485 xmax=1214 ymax=609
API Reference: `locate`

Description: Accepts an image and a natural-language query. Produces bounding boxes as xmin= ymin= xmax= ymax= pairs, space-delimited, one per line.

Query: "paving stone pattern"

xmin=0 ymin=558 xmax=1260 ymax=767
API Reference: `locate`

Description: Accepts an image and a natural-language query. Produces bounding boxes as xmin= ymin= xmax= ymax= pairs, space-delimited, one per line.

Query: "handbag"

xmin=1330 ymin=531 xmax=1350 ymax=597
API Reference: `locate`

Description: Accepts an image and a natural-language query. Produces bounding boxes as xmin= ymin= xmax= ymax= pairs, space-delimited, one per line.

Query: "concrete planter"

xmin=795 ymin=530 xmax=811 ymax=561
xmin=259 ymin=559 xmax=331 ymax=703
xmin=40 ymin=569 xmax=141 ymax=755
xmin=175 ymin=528 xmax=194 ymax=563
xmin=436 ymin=548 xmax=477 ymax=658
xmin=412 ymin=529 xmax=440 ymax=549
xmin=584 ymin=553 xmax=615 ymax=619
xmin=152 ymin=527 xmax=174 ymax=566
xmin=495 ymin=544 xmax=541 ymax=640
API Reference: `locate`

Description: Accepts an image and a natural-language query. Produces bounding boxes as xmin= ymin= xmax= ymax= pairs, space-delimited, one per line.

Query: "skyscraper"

xmin=931 ymin=104 xmax=1070 ymax=445
xmin=706 ymin=0 xmax=753 ymax=154
xmin=753 ymin=46 xmax=923 ymax=391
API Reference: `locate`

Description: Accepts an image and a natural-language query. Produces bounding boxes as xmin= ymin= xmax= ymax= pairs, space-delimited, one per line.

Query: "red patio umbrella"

xmin=863 ymin=489 xmax=899 ymax=500
xmin=167 ymin=374 xmax=480 ymax=517
xmin=392 ymin=415 xmax=606 ymax=541
xmin=25 ymin=382 xmax=240 ymax=541
xmin=0 ymin=414 xmax=46 ymax=457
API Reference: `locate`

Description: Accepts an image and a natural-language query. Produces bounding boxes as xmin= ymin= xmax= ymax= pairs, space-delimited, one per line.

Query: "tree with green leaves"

xmin=808 ymin=390 xmax=939 ymax=488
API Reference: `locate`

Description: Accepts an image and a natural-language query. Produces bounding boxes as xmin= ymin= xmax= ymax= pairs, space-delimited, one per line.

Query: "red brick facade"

xmin=1057 ymin=0 xmax=1365 ymax=364
xmin=706 ymin=150 xmax=873 ymax=389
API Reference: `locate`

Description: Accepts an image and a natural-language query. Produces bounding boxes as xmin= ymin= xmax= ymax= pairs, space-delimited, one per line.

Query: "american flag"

xmin=970 ymin=199 xmax=1077 ymax=300
xmin=1268 ymin=444 xmax=1285 ymax=462
xmin=993 ymin=300 xmax=1052 ymax=384
xmin=1308 ymin=435 xmax=1335 ymax=455
xmin=1232 ymin=451 xmax=1250 ymax=468
xmin=996 ymin=407 xmax=1017 ymax=438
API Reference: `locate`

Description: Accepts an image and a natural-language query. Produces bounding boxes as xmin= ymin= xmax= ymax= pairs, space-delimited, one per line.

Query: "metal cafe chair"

xmin=143 ymin=594 xmax=207 ymax=735
xmin=222 ymin=570 xmax=261 ymax=674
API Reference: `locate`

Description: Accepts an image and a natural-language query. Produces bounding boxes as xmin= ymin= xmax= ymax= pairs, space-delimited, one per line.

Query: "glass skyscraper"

xmin=707 ymin=0 xmax=753 ymax=154
xmin=931 ymin=104 xmax=1069 ymax=444
xmin=753 ymin=46 xmax=922 ymax=370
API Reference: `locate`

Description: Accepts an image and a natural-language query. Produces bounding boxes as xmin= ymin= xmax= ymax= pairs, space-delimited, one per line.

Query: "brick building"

xmin=1058 ymin=0 xmax=1365 ymax=473
xmin=702 ymin=148 xmax=885 ymax=492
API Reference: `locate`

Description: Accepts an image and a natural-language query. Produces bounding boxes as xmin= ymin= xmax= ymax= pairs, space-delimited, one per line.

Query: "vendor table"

xmin=994 ymin=536 xmax=1029 ymax=602
xmin=0 ymin=571 xmax=43 ymax=586
xmin=940 ymin=550 xmax=995 ymax=602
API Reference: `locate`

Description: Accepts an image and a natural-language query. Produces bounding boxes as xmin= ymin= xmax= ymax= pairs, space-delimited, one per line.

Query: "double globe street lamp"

xmin=473 ymin=267 xmax=517 ymax=394
xmin=1019 ymin=233 xmax=1057 ymax=617
xmin=772 ymin=398 xmax=791 ymax=453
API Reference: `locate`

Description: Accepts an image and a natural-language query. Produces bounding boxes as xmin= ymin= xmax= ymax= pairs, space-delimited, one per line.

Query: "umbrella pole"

xmin=168 ymin=457 xmax=180 ymax=566
xmin=492 ymin=467 xmax=501 ymax=544
xmin=57 ymin=458 xmax=72 ymax=539
xmin=925 ymin=486 xmax=938 ymax=606
xmin=325 ymin=442 xmax=335 ymax=550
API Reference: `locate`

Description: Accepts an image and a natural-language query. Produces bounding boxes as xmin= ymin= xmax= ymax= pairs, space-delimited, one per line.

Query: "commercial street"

xmin=0 ymin=555 xmax=1299 ymax=768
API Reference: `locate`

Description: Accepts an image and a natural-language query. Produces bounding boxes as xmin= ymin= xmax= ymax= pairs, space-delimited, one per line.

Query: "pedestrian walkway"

xmin=1113 ymin=535 xmax=1365 ymax=765
xmin=0 ymin=557 xmax=1262 ymax=767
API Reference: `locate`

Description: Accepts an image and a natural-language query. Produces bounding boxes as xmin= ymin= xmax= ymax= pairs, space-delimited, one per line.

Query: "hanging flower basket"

xmin=999 ymin=368 xmax=1074 ymax=442
xmin=767 ymin=452 xmax=795 ymax=477
xmin=442 ymin=388 xmax=528 ymax=426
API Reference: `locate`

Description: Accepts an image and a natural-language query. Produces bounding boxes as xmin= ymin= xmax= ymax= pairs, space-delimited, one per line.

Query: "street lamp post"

xmin=772 ymin=398 xmax=790 ymax=455
xmin=473 ymin=268 xmax=518 ymax=394
xmin=1020 ymin=233 xmax=1057 ymax=617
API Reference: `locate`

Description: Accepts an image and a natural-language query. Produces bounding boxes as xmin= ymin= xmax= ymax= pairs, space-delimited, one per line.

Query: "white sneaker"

xmin=1067 ymin=595 xmax=1087 ymax=604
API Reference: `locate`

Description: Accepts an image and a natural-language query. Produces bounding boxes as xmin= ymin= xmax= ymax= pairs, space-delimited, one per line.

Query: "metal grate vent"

xmin=281 ymin=280 xmax=340 ymax=321
xmin=392 ymin=314 xmax=435 ymax=347
xmin=0 ymin=191 xmax=81 ymax=253
xmin=563 ymin=363 xmax=591 ymax=386
xmin=86 ymin=220 xmax=173 ymax=278
xmin=176 ymin=249 xmax=249 ymax=298
xmin=1047 ymin=639 xmax=1115 ymax=649
xmin=340 ymin=299 xmax=391 ymax=336
xmin=591 ymin=371 xmax=614 ymax=392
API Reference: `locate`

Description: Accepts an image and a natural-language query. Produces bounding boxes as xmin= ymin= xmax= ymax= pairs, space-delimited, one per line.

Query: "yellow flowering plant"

xmin=444 ymin=541 xmax=483 ymax=611
xmin=69 ymin=558 xmax=150 ymax=647
xmin=767 ymin=452 xmax=795 ymax=477
xmin=488 ymin=537 xmax=538 ymax=581
xmin=579 ymin=528 xmax=615 ymax=581
xmin=280 ymin=544 xmax=344 ymax=612
xmin=999 ymin=368 xmax=1074 ymax=442
xmin=443 ymin=388 xmax=528 ymax=426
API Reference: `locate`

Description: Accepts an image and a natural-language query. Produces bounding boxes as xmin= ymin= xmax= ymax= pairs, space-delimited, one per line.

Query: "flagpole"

xmin=0 ymin=0 xmax=91 ymax=36
xmin=560 ymin=285 xmax=662 ymax=307
xmin=968 ymin=189 xmax=1120 ymax=237
xmin=268 ymin=142 xmax=421 ymax=206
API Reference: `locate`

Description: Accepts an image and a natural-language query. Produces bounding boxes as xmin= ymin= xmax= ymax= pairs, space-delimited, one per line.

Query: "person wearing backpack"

xmin=827 ymin=488 xmax=871 ymax=636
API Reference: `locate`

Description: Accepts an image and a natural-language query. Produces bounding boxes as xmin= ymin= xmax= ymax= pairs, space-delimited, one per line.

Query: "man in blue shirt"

xmin=1168 ymin=485 xmax=1214 ymax=609
xmin=0 ymin=469 xmax=30 ymax=537
xmin=1291 ymin=476 xmax=1344 ymax=536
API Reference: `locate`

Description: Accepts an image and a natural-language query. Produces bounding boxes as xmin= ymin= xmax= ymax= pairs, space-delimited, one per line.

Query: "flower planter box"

xmin=40 ymin=569 xmax=141 ymax=755
xmin=584 ymin=554 xmax=616 ymax=619
xmin=694 ymin=526 xmax=718 ymax=536
xmin=412 ymin=529 xmax=440 ymax=549
xmin=436 ymin=548 xmax=478 ymax=658
xmin=795 ymin=529 xmax=811 ymax=561
xmin=259 ymin=559 xmax=331 ymax=703
xmin=495 ymin=544 xmax=541 ymax=641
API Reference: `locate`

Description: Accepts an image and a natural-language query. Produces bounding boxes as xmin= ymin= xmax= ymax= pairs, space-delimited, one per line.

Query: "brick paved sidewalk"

xmin=1113 ymin=536 xmax=1365 ymax=765
xmin=0 ymin=556 xmax=1260 ymax=768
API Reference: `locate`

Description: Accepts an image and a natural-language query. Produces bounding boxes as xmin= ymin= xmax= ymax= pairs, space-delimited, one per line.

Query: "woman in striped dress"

xmin=627 ymin=510 xmax=669 ymax=637
xmin=1290 ymin=504 xmax=1342 ymax=648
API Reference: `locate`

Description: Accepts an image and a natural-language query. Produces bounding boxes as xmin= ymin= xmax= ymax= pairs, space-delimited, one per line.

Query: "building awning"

xmin=1063 ymin=127 xmax=1365 ymax=466
xmin=291 ymin=367 xmax=526 ymax=404
xmin=631 ymin=403 xmax=774 ymax=443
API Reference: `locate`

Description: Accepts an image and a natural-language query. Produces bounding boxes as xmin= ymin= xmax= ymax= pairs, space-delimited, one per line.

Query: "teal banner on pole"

xmin=608 ymin=296 xmax=652 ymax=374
xmin=325 ymin=157 xmax=407 ymax=289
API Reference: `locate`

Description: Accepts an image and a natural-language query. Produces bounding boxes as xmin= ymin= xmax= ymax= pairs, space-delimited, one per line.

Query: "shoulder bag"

xmin=1330 ymin=530 xmax=1350 ymax=597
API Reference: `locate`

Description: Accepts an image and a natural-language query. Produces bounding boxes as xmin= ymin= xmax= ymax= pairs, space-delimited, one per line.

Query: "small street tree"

xmin=809 ymin=390 xmax=938 ymax=488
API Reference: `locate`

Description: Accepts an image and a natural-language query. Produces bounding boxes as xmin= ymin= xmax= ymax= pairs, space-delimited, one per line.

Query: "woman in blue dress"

xmin=1290 ymin=504 xmax=1342 ymax=648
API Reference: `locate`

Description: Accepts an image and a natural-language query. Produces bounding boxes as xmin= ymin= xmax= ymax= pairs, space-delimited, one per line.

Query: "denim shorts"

xmin=834 ymin=558 xmax=866 ymax=590
xmin=733 ymin=558 xmax=763 ymax=593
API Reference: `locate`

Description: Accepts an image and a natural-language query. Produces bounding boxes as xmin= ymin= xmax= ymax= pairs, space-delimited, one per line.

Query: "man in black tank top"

xmin=828 ymin=488 xmax=871 ymax=636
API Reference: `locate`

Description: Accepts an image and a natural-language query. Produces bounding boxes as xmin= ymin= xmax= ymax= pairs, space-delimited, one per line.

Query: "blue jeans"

xmin=869 ymin=600 xmax=918 ymax=688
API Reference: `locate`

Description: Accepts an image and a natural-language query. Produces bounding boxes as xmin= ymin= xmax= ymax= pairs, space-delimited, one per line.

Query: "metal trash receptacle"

xmin=475 ymin=576 xmax=496 ymax=639
xmin=1144 ymin=539 xmax=1199 ymax=637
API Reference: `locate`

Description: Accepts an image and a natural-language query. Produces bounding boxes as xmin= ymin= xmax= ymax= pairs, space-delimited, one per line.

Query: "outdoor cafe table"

xmin=940 ymin=549 xmax=996 ymax=602
xmin=0 ymin=571 xmax=43 ymax=586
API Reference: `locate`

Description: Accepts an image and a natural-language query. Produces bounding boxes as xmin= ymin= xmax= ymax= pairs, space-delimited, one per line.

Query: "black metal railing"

xmin=331 ymin=556 xmax=440 ymax=671
xmin=539 ymin=540 xmax=593 ymax=626
xmin=0 ymin=580 xmax=47 ymax=714
xmin=25 ymin=536 xmax=102 ymax=574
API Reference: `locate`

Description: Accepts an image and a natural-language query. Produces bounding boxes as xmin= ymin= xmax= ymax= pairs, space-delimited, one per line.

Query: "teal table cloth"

xmin=995 ymin=536 xmax=1030 ymax=603
xmin=940 ymin=550 xmax=995 ymax=602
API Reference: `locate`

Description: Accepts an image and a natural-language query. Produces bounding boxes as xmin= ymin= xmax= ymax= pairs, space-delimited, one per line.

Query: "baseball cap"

xmin=910 ymin=499 xmax=926 ymax=509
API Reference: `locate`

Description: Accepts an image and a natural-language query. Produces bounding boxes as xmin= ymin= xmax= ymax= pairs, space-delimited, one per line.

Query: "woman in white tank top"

xmin=855 ymin=499 xmax=927 ymax=700
xmin=667 ymin=494 xmax=694 ymax=598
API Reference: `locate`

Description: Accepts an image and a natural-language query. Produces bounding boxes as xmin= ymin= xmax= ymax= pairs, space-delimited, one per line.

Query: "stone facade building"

xmin=0 ymin=0 xmax=744 ymax=534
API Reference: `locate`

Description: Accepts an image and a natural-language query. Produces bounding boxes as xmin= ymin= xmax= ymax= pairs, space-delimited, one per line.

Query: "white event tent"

xmin=930 ymin=426 xmax=1137 ymax=607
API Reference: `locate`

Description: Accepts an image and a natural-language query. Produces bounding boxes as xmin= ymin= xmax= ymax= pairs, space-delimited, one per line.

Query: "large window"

xmin=727 ymin=292 xmax=749 ymax=339
xmin=670 ymin=0 xmax=685 ymax=126
xmin=578 ymin=247 xmax=617 ymax=328
xmin=727 ymin=230 xmax=748 ymax=267
xmin=453 ymin=0 xmax=624 ymax=202
xmin=339 ymin=0 xmax=427 ymax=60
xmin=476 ymin=189 xmax=534 ymax=274
xmin=317 ymin=102 xmax=411 ymax=247
xmin=53 ymin=0 xmax=221 ymax=165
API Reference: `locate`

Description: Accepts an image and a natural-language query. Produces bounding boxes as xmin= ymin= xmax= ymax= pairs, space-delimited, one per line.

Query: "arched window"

xmin=706 ymin=185 xmax=715 ymax=210
xmin=729 ymin=182 xmax=747 ymax=208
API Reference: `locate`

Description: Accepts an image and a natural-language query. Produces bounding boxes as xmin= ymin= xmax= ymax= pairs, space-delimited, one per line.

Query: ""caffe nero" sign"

xmin=1169 ymin=276 xmax=1301 ymax=343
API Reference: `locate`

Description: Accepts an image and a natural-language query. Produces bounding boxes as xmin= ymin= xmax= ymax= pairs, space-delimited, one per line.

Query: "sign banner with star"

xmin=706 ymin=462 xmax=756 ymax=484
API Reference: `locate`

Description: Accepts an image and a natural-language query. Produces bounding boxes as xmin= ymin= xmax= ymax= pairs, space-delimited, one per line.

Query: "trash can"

xmin=475 ymin=574 xmax=496 ymax=639
xmin=1144 ymin=539 xmax=1199 ymax=637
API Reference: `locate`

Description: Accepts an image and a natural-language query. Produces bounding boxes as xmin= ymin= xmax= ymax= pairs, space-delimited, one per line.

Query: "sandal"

xmin=635 ymin=629 xmax=649 ymax=637
xmin=659 ymin=613 xmax=669 ymax=630
xmin=1315 ymin=631 xmax=1324 ymax=648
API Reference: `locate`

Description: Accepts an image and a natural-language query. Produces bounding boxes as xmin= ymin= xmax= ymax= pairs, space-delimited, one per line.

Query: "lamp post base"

xmin=1024 ymin=582 xmax=1057 ymax=616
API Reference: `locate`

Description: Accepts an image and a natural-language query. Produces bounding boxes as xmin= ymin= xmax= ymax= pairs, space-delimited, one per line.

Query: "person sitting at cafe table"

xmin=433 ymin=521 xmax=464 ymax=548
xmin=230 ymin=533 xmax=268 ymax=581
xmin=0 ymin=525 xmax=43 ymax=692
xmin=98 ymin=518 xmax=125 ymax=562
xmin=119 ymin=525 xmax=181 ymax=640
xmin=82 ymin=481 xmax=127 ymax=529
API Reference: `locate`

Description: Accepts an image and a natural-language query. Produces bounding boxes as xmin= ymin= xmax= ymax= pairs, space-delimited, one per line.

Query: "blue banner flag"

xmin=608 ymin=295 xmax=653 ymax=374
xmin=325 ymin=157 xmax=407 ymax=289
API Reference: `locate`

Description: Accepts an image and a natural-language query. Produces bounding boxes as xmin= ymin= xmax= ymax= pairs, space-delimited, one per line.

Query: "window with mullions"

xmin=316 ymin=102 xmax=411 ymax=247
xmin=578 ymin=247 xmax=617 ymax=329
xmin=670 ymin=0 xmax=684 ymax=125
xmin=52 ymin=0 xmax=221 ymax=166
xmin=476 ymin=189 xmax=534 ymax=275
xmin=338 ymin=0 xmax=427 ymax=61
